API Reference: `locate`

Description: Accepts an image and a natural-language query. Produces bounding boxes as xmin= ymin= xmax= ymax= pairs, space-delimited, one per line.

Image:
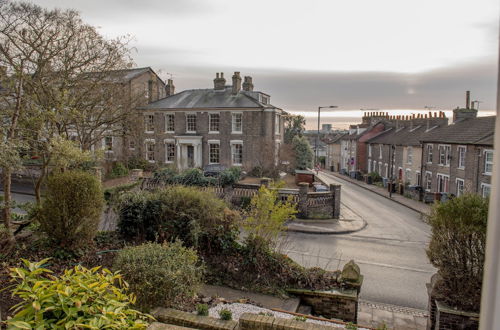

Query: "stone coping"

xmin=152 ymin=307 xmax=238 ymax=330
xmin=287 ymin=287 xmax=358 ymax=300
xmin=435 ymin=300 xmax=480 ymax=318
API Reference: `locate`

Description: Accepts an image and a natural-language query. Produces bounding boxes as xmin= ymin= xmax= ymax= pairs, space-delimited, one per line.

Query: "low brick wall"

xmin=150 ymin=308 xmax=343 ymax=330
xmin=152 ymin=308 xmax=238 ymax=330
xmin=239 ymin=313 xmax=342 ymax=329
xmin=287 ymin=288 xmax=359 ymax=323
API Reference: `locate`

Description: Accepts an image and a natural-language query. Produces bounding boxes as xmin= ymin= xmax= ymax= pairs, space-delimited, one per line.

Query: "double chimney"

xmin=214 ymin=72 xmax=254 ymax=93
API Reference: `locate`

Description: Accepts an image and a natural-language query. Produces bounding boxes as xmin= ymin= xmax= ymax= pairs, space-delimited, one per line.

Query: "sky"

xmin=33 ymin=0 xmax=499 ymax=128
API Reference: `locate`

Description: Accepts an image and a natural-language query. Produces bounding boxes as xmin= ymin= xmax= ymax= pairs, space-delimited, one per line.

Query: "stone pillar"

xmin=223 ymin=184 xmax=234 ymax=204
xmin=330 ymin=184 xmax=341 ymax=219
xmin=298 ymin=182 xmax=309 ymax=219
xmin=130 ymin=169 xmax=143 ymax=181
xmin=260 ymin=177 xmax=271 ymax=187
xmin=91 ymin=167 xmax=103 ymax=182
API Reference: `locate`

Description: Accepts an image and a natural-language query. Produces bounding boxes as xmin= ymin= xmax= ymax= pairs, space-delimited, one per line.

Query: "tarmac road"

xmin=284 ymin=171 xmax=434 ymax=310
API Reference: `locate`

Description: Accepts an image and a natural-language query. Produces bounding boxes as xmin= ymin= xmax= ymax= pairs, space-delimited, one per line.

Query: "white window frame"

xmin=481 ymin=183 xmax=491 ymax=198
xmin=230 ymin=140 xmax=243 ymax=166
xmin=458 ymin=146 xmax=466 ymax=169
xmin=144 ymin=139 xmax=156 ymax=163
xmin=208 ymin=140 xmax=220 ymax=164
xmin=145 ymin=114 xmax=155 ymax=133
xmin=103 ymin=136 xmax=113 ymax=152
xmin=209 ymin=113 xmax=220 ymax=134
xmin=437 ymin=173 xmax=450 ymax=193
xmin=186 ymin=113 xmax=197 ymax=133
xmin=407 ymin=146 xmax=413 ymax=165
xmin=425 ymin=171 xmax=432 ymax=191
xmin=232 ymin=112 xmax=243 ymax=134
xmin=427 ymin=144 xmax=433 ymax=163
xmin=484 ymin=149 xmax=494 ymax=175
xmin=368 ymin=144 xmax=372 ymax=157
xmin=379 ymin=145 xmax=383 ymax=159
xmin=456 ymin=178 xmax=465 ymax=197
xmin=438 ymin=144 xmax=451 ymax=166
xmin=275 ymin=114 xmax=281 ymax=135
xmin=378 ymin=161 xmax=382 ymax=174
xmin=384 ymin=163 xmax=388 ymax=178
xmin=405 ymin=168 xmax=411 ymax=183
xmin=165 ymin=113 xmax=175 ymax=133
xmin=164 ymin=139 xmax=175 ymax=163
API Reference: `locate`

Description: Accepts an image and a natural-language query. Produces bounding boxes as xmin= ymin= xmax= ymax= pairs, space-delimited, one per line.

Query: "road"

xmin=283 ymin=171 xmax=434 ymax=310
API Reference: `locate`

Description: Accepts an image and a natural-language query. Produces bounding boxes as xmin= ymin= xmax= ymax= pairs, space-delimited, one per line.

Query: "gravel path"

xmin=208 ymin=303 xmax=369 ymax=329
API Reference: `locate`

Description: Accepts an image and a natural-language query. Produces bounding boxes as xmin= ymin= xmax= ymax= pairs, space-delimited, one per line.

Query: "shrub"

xmin=218 ymin=167 xmax=242 ymax=186
xmin=109 ymin=161 xmax=129 ymax=178
xmin=104 ymin=181 xmax=140 ymax=205
xmin=293 ymin=316 xmax=307 ymax=322
xmin=292 ymin=135 xmax=313 ymax=170
xmin=243 ymin=184 xmax=297 ymax=249
xmin=118 ymin=186 xmax=240 ymax=252
xmin=114 ymin=241 xmax=204 ymax=311
xmin=6 ymin=258 xmax=151 ymax=329
xmin=368 ymin=172 xmax=382 ymax=182
xmin=218 ymin=308 xmax=232 ymax=321
xmin=196 ymin=304 xmax=209 ymax=316
xmin=127 ymin=156 xmax=157 ymax=172
xmin=426 ymin=194 xmax=488 ymax=312
xmin=38 ymin=170 xmax=104 ymax=248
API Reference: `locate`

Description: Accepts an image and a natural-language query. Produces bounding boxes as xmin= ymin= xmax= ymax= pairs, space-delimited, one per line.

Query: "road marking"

xmin=284 ymin=249 xmax=434 ymax=274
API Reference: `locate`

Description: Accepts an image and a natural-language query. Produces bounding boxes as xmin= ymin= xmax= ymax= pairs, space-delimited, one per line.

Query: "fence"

xmin=141 ymin=178 xmax=340 ymax=219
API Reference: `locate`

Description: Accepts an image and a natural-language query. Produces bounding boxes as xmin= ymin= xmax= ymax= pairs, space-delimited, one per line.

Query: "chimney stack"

xmin=242 ymin=76 xmax=254 ymax=91
xmin=466 ymin=90 xmax=470 ymax=109
xmin=214 ymin=72 xmax=226 ymax=90
xmin=165 ymin=78 xmax=175 ymax=97
xmin=232 ymin=71 xmax=242 ymax=94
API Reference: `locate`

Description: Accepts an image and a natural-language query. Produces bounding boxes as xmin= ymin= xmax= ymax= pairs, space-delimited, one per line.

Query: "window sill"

xmin=484 ymin=172 xmax=492 ymax=176
xmin=208 ymin=131 xmax=220 ymax=134
xmin=147 ymin=160 xmax=156 ymax=163
xmin=165 ymin=131 xmax=175 ymax=134
xmin=186 ymin=131 xmax=197 ymax=134
xmin=165 ymin=160 xmax=174 ymax=164
xmin=457 ymin=167 xmax=465 ymax=170
xmin=145 ymin=131 xmax=154 ymax=134
xmin=232 ymin=163 xmax=242 ymax=166
xmin=231 ymin=131 xmax=243 ymax=135
xmin=208 ymin=162 xmax=220 ymax=165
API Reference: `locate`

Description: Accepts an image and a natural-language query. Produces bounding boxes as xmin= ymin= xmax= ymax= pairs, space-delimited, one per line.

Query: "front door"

xmin=187 ymin=145 xmax=194 ymax=168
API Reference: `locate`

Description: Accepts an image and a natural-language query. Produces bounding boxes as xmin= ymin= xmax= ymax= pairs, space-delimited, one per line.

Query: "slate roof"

xmin=420 ymin=116 xmax=495 ymax=145
xmin=325 ymin=133 xmax=346 ymax=144
xmin=140 ymin=86 xmax=279 ymax=110
xmin=82 ymin=67 xmax=158 ymax=84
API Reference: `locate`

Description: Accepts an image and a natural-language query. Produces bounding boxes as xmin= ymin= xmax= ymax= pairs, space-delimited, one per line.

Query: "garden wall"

xmin=150 ymin=308 xmax=343 ymax=330
xmin=287 ymin=288 xmax=359 ymax=323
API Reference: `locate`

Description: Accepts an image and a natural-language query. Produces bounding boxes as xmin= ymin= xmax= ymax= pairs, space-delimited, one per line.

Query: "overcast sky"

xmin=34 ymin=0 xmax=499 ymax=127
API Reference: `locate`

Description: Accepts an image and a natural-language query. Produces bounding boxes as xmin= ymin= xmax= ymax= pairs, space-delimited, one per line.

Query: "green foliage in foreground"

xmin=38 ymin=170 xmax=104 ymax=248
xmin=114 ymin=241 xmax=203 ymax=312
xmin=5 ymin=259 xmax=152 ymax=329
xmin=427 ymin=194 xmax=488 ymax=312
xmin=218 ymin=308 xmax=232 ymax=320
xmin=292 ymin=135 xmax=313 ymax=170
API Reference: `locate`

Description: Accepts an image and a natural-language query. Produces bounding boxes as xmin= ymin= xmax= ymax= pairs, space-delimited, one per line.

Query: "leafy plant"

xmin=104 ymin=181 xmax=140 ymax=205
xmin=345 ymin=322 xmax=358 ymax=330
xmin=38 ymin=170 xmax=104 ymax=248
xmin=5 ymin=258 xmax=152 ymax=329
xmin=109 ymin=162 xmax=129 ymax=179
xmin=426 ymin=194 xmax=488 ymax=312
xmin=293 ymin=316 xmax=307 ymax=322
xmin=368 ymin=171 xmax=382 ymax=182
xmin=117 ymin=187 xmax=240 ymax=253
xmin=113 ymin=241 xmax=204 ymax=311
xmin=218 ymin=308 xmax=232 ymax=321
xmin=292 ymin=135 xmax=313 ymax=170
xmin=196 ymin=304 xmax=209 ymax=316
xmin=243 ymin=183 xmax=297 ymax=249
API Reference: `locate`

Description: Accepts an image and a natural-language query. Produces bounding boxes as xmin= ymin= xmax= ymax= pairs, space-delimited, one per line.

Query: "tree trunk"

xmin=1 ymin=168 xmax=15 ymax=245
xmin=34 ymin=164 xmax=47 ymax=205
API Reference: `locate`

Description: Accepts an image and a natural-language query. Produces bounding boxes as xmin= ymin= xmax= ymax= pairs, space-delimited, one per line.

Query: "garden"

xmin=0 ymin=164 xmax=355 ymax=328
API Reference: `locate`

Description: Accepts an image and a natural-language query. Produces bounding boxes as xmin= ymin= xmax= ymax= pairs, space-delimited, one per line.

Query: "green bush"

xmin=426 ymin=194 xmax=488 ymax=312
xmin=114 ymin=241 xmax=204 ymax=311
xmin=218 ymin=167 xmax=242 ymax=186
xmin=109 ymin=162 xmax=129 ymax=178
xmin=127 ymin=156 xmax=157 ymax=172
xmin=152 ymin=166 xmax=241 ymax=187
xmin=6 ymin=258 xmax=151 ymax=329
xmin=368 ymin=172 xmax=382 ymax=182
xmin=38 ymin=170 xmax=104 ymax=248
xmin=219 ymin=308 xmax=232 ymax=321
xmin=117 ymin=186 xmax=240 ymax=252
xmin=196 ymin=303 xmax=209 ymax=316
xmin=104 ymin=181 xmax=140 ymax=205
xmin=292 ymin=135 xmax=313 ymax=170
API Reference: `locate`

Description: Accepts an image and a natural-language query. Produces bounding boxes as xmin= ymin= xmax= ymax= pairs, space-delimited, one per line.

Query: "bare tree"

xmin=0 ymin=0 xmax=135 ymax=241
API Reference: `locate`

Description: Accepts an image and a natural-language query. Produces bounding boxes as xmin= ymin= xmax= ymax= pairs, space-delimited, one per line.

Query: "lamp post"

xmin=316 ymin=105 xmax=338 ymax=166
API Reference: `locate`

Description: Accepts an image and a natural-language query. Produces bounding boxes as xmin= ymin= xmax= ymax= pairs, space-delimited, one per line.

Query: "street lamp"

xmin=316 ymin=105 xmax=338 ymax=166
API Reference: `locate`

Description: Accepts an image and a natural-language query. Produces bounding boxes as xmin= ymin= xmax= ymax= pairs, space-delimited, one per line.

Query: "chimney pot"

xmin=214 ymin=72 xmax=226 ymax=90
xmin=466 ymin=90 xmax=470 ymax=109
xmin=165 ymin=78 xmax=175 ymax=97
xmin=232 ymin=71 xmax=242 ymax=94
xmin=242 ymin=75 xmax=254 ymax=91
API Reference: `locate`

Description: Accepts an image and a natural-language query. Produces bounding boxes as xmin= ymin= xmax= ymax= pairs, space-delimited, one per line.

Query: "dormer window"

xmin=261 ymin=95 xmax=269 ymax=104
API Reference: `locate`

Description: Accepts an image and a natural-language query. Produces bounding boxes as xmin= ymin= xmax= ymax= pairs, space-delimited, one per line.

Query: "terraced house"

xmin=421 ymin=108 xmax=495 ymax=198
xmin=136 ymin=72 xmax=285 ymax=171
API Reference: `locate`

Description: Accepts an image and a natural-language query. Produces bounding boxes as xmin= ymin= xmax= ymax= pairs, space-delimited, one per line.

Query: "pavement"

xmin=286 ymin=204 xmax=366 ymax=235
xmin=199 ymin=285 xmax=427 ymax=330
xmin=321 ymin=171 xmax=431 ymax=217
